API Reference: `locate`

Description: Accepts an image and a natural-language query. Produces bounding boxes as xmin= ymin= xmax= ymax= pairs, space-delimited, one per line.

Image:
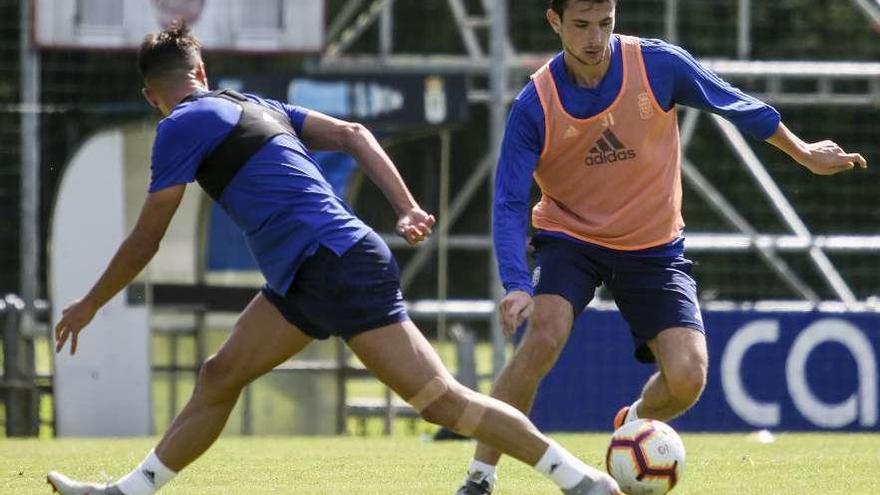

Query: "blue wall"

xmin=530 ymin=310 xmax=880 ymax=432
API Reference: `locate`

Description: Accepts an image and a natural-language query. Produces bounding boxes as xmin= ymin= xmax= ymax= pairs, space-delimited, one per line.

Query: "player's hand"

xmin=396 ymin=207 xmax=436 ymax=246
xmin=54 ymin=298 xmax=98 ymax=355
xmin=797 ymin=140 xmax=867 ymax=175
xmin=499 ymin=290 xmax=533 ymax=336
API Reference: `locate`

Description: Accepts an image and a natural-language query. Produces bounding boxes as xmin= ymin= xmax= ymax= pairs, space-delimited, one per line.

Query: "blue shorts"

xmin=262 ymin=231 xmax=409 ymax=340
xmin=531 ymin=234 xmax=704 ymax=363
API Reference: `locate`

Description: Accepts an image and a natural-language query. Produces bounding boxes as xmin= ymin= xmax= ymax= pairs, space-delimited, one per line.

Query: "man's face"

xmin=547 ymin=1 xmax=616 ymax=66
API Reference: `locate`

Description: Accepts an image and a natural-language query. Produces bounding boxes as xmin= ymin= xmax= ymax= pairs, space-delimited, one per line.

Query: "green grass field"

xmin=5 ymin=334 xmax=880 ymax=493
xmin=3 ymin=433 xmax=879 ymax=494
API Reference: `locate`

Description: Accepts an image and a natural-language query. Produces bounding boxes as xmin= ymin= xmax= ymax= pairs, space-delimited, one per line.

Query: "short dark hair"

xmin=137 ymin=21 xmax=202 ymax=82
xmin=549 ymin=0 xmax=615 ymax=17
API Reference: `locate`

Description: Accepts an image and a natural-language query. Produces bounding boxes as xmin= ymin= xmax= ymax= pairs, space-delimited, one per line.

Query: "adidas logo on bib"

xmin=584 ymin=129 xmax=637 ymax=166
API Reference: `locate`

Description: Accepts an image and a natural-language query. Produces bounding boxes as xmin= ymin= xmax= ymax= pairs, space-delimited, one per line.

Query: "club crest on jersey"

xmin=584 ymin=129 xmax=637 ymax=166
xmin=638 ymin=92 xmax=653 ymax=120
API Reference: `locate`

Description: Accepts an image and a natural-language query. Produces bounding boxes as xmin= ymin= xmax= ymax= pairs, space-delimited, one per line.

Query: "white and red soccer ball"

xmin=606 ymin=419 xmax=686 ymax=495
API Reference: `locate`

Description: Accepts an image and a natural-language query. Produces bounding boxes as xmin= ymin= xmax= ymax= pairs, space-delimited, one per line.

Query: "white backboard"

xmin=50 ymin=129 xmax=152 ymax=437
xmin=35 ymin=0 xmax=324 ymax=52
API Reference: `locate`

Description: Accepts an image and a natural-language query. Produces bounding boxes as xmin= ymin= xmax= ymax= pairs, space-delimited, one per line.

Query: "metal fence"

xmin=0 ymin=294 xmax=51 ymax=437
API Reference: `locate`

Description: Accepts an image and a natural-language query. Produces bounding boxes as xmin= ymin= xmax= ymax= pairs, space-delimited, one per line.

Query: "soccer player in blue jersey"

xmin=456 ymin=0 xmax=867 ymax=493
xmin=47 ymin=23 xmax=623 ymax=495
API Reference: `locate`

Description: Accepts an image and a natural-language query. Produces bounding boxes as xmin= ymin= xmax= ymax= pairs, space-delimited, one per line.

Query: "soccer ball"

xmin=606 ymin=419 xmax=685 ymax=495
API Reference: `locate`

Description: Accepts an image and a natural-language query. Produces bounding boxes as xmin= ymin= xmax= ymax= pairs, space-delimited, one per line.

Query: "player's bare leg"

xmin=154 ymin=294 xmax=313 ymax=469
xmin=617 ymin=327 xmax=707 ymax=426
xmin=347 ymin=319 xmax=618 ymax=494
xmin=471 ymin=295 xmax=575 ymax=466
xmin=49 ymin=293 xmax=314 ymax=495
xmin=452 ymin=295 xmax=574 ymax=494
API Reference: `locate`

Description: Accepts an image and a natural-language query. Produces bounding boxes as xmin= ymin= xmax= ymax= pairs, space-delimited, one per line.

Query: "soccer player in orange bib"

xmin=456 ymin=1 xmax=867 ymax=493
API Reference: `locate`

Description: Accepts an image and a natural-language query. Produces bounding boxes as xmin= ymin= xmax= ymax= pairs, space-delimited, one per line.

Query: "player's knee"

xmin=196 ymin=354 xmax=246 ymax=402
xmin=666 ymin=359 xmax=707 ymax=406
xmin=407 ymin=376 xmax=455 ymax=425
xmin=514 ymin=312 xmax=571 ymax=368
xmin=418 ymin=394 xmax=460 ymax=428
xmin=517 ymin=320 xmax=569 ymax=375
xmin=407 ymin=378 xmax=487 ymax=436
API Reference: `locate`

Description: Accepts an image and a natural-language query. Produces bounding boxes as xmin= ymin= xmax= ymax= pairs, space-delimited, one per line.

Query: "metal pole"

xmin=241 ymin=384 xmax=253 ymax=435
xmin=382 ymin=385 xmax=393 ymax=435
xmin=327 ymin=0 xmax=368 ymax=45
xmin=20 ymin=0 xmax=41 ymax=337
xmin=850 ymin=0 xmax=880 ymax=28
xmin=711 ymin=116 xmax=857 ymax=307
xmin=679 ymin=109 xmax=818 ymax=303
xmin=335 ymin=339 xmax=348 ymax=434
xmin=399 ymin=154 xmax=494 ymax=290
xmin=681 ymin=157 xmax=820 ymax=302
xmin=665 ymin=0 xmax=678 ymax=44
xmin=437 ymin=131 xmax=451 ymax=342
xmin=169 ymin=335 xmax=179 ymax=427
xmin=379 ymin=0 xmax=394 ymax=60
xmin=3 ymin=295 xmax=38 ymax=436
xmin=489 ymin=0 xmax=508 ymax=377
xmin=737 ymin=0 xmax=751 ymax=59
xmin=447 ymin=0 xmax=485 ymax=59
xmin=325 ymin=0 xmax=389 ymax=58
xmin=9 ymin=0 xmax=41 ymax=438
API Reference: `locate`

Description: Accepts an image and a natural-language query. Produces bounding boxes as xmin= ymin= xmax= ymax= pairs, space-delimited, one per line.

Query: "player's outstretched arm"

xmin=54 ymin=184 xmax=185 ymax=355
xmin=300 ymin=111 xmax=434 ymax=245
xmin=766 ymin=122 xmax=868 ymax=176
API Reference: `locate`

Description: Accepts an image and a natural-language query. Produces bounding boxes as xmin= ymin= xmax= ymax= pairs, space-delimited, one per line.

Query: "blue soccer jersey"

xmin=150 ymin=92 xmax=372 ymax=293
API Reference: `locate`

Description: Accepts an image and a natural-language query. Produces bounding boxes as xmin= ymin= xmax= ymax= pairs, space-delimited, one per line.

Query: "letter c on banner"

xmin=721 ymin=320 xmax=781 ymax=427
xmin=786 ymin=318 xmax=878 ymax=428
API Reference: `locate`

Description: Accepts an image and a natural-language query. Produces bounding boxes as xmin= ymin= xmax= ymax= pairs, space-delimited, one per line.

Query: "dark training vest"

xmin=182 ymin=89 xmax=297 ymax=201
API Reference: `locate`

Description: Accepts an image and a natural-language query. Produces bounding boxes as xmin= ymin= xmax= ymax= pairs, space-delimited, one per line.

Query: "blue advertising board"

xmin=215 ymin=73 xmax=468 ymax=130
xmin=530 ymin=310 xmax=880 ymax=432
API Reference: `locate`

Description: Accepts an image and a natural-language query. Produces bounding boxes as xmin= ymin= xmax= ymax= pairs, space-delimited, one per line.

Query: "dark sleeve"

xmin=493 ymin=92 xmax=543 ymax=295
xmin=644 ymin=39 xmax=781 ymax=140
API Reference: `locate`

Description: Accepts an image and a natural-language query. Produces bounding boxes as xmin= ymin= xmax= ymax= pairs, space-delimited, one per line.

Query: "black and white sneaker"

xmin=455 ymin=479 xmax=493 ymax=495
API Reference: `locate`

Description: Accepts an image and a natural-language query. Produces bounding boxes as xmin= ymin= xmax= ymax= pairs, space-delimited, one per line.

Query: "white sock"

xmin=115 ymin=449 xmax=177 ymax=495
xmin=466 ymin=459 xmax=498 ymax=488
xmin=625 ymin=399 xmax=642 ymax=423
xmin=534 ymin=441 xmax=603 ymax=490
